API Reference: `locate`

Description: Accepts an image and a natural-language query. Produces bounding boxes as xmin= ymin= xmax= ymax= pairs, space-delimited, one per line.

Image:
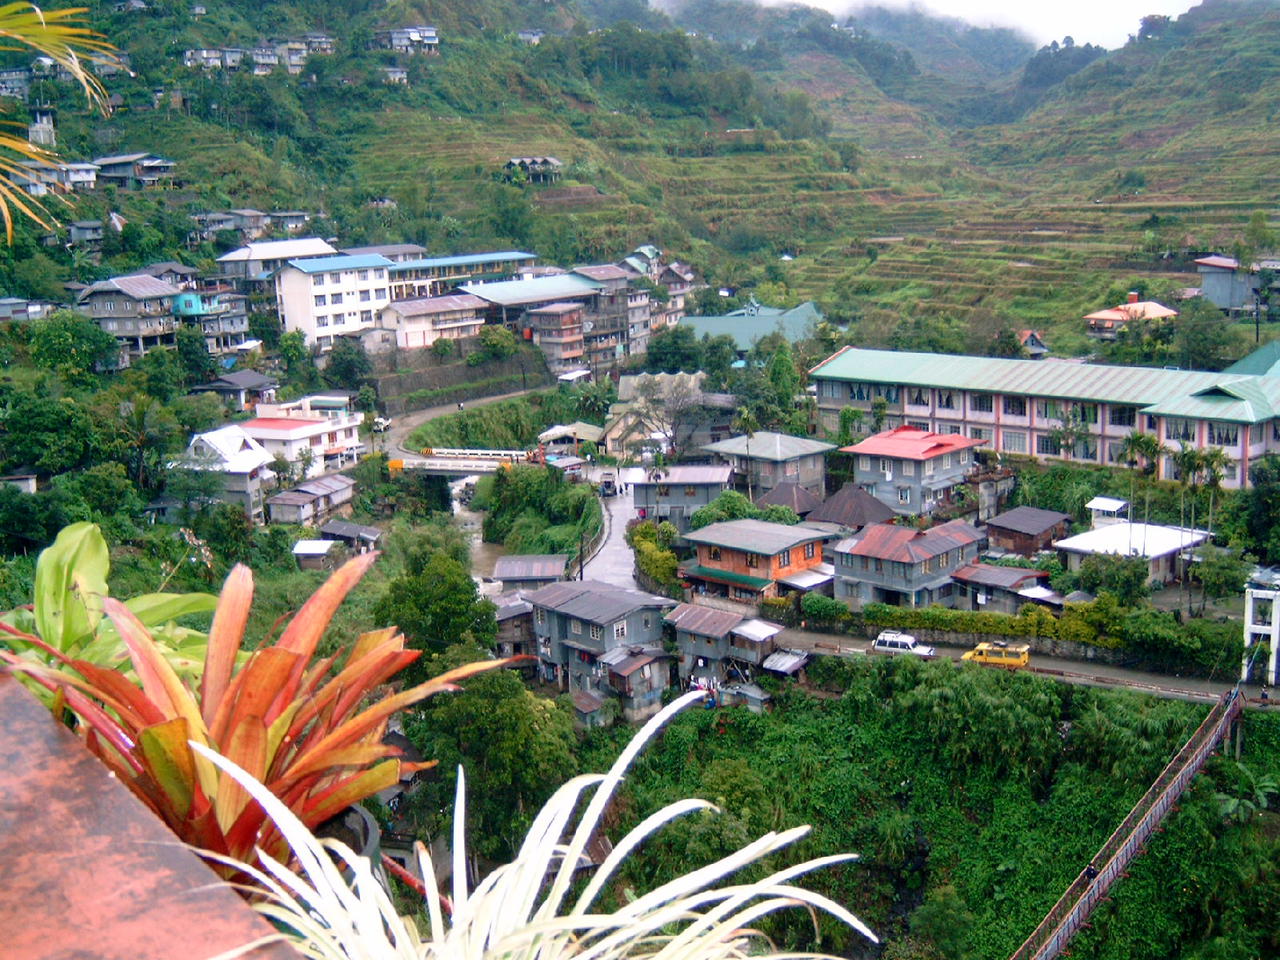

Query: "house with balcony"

xmin=527 ymin=580 xmax=674 ymax=725
xmin=275 ymin=254 xmax=393 ymax=350
xmin=239 ymin=393 xmax=363 ymax=476
xmin=702 ymin=432 xmax=835 ymax=499
xmin=525 ymin=301 xmax=585 ymax=372
xmin=373 ymin=25 xmax=439 ymax=54
xmin=809 ymin=346 xmax=1280 ymax=490
xmin=633 ymin=464 xmax=734 ymax=531
xmin=950 ymin=562 xmax=1051 ymax=615
xmin=841 ymin=426 xmax=982 ymax=515
xmin=216 ymin=236 xmax=336 ymax=281
xmin=190 ymin=369 xmax=278 ymax=411
xmin=171 ymin=289 xmax=248 ymax=355
xmin=663 ymin=603 xmax=784 ymax=686
xmin=175 ymin=425 xmax=274 ymax=523
xmin=681 ymin=519 xmax=830 ymax=603
xmin=266 ymin=474 xmax=356 ymax=525
xmin=78 ymin=274 xmax=180 ymax=368
xmin=379 ymin=293 xmax=486 ymax=349
xmin=985 ymin=506 xmax=1072 ymax=556
xmin=832 ymin=519 xmax=986 ymax=610
xmin=92 ymin=152 xmax=175 ymax=190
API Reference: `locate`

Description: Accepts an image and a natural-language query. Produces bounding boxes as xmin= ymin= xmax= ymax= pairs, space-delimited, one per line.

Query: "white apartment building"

xmin=239 ymin=393 xmax=364 ymax=477
xmin=275 ymin=254 xmax=394 ymax=350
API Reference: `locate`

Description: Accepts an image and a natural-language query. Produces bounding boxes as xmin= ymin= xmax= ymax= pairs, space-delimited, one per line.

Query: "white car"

xmin=372 ymin=416 xmax=392 ymax=432
xmin=872 ymin=630 xmax=936 ymax=658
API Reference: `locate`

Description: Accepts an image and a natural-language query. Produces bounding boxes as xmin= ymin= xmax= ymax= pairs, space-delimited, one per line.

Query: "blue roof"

xmin=682 ymin=300 xmax=823 ymax=351
xmin=286 ymin=254 xmax=394 ymax=274
xmin=389 ymin=251 xmax=536 ymax=272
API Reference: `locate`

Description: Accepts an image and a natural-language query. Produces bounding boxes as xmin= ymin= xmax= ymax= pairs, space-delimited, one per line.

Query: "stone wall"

xmin=372 ymin=342 xmax=552 ymax=416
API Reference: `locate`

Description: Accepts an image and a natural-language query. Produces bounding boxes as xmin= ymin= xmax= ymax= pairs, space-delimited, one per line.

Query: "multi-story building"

xmin=378 ymin=293 xmax=486 ymax=349
xmin=216 ymin=236 xmax=337 ymax=281
xmin=372 ymin=26 xmax=439 ymax=54
xmin=701 ymin=432 xmax=835 ymax=498
xmin=832 ymin=519 xmax=985 ymax=610
xmin=842 ymin=426 xmax=983 ymax=515
xmin=525 ymin=301 xmax=585 ymax=373
xmin=172 ymin=289 xmax=248 ymax=355
xmin=633 ymin=464 xmax=733 ymax=532
xmin=527 ymin=580 xmax=674 ymax=724
xmin=341 ymin=243 xmax=428 ymax=263
xmin=387 ymin=250 xmax=537 ymax=299
xmin=810 ymin=345 xmax=1280 ymax=490
xmin=239 ymin=393 xmax=364 ymax=476
xmin=175 ymin=425 xmax=274 ymax=523
xmin=663 ymin=602 xmax=784 ymax=685
xmin=78 ymin=275 xmax=180 ymax=368
xmin=681 ymin=519 xmax=830 ymax=604
xmin=274 ymin=253 xmax=393 ymax=349
xmin=91 ymin=152 xmax=174 ymax=190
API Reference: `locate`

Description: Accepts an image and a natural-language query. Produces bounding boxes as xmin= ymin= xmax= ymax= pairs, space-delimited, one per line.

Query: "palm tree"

xmin=1197 ymin=447 xmax=1231 ymax=614
xmin=0 ymin=4 xmax=119 ymax=237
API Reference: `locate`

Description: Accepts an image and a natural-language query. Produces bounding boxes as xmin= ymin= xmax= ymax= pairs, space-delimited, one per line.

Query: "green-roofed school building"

xmin=809 ymin=345 xmax=1280 ymax=489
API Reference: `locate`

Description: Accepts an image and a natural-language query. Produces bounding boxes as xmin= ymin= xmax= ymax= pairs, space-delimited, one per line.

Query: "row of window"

xmin=314 ymin=289 xmax=386 ymax=307
xmin=837 ymin=551 xmax=964 ymax=576
xmin=705 ymin=543 xmax=816 ymax=567
xmin=858 ymin=451 xmax=969 ymax=475
xmin=316 ymin=310 xmax=375 ymax=328
xmin=312 ymin=269 xmax=386 ymax=285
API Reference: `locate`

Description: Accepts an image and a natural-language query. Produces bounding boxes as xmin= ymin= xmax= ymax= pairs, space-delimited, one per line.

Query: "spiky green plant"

xmin=197 ymin=690 xmax=878 ymax=960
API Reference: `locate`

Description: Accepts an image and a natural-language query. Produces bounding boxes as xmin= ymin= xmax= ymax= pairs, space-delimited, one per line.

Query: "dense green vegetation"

xmin=474 ymin=463 xmax=602 ymax=559
xmin=406 ymin=382 xmax=613 ymax=450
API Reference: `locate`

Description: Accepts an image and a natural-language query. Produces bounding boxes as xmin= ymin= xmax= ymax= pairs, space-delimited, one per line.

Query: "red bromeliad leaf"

xmin=274 ymin=742 xmax=404 ymax=784
xmin=105 ymin=599 xmax=203 ymax=735
xmin=216 ymin=715 xmax=267 ymax=832
xmin=296 ymin=759 xmax=400 ymax=828
xmin=138 ymin=717 xmax=196 ymax=820
xmin=200 ymin=564 xmax=253 ymax=728
xmin=209 ymin=647 xmax=299 ymax=747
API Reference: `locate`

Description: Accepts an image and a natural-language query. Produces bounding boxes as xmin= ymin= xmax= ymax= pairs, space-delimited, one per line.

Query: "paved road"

xmin=383 ymin=389 xmax=537 ymax=458
xmin=582 ymin=470 xmax=640 ymax=589
xmin=776 ymin=626 xmax=1270 ymax=705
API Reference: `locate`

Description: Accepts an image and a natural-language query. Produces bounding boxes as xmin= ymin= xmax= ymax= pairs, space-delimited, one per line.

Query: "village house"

xmin=216 ymin=236 xmax=337 ymax=281
xmin=293 ymin=539 xmax=344 ymax=570
xmin=680 ymin=298 xmax=823 ymax=358
xmin=754 ymin=480 xmax=822 ymax=519
xmin=78 ymin=274 xmax=180 ymax=368
xmin=985 ymin=505 xmax=1072 ymax=555
xmin=377 ymin=293 xmax=486 ymax=349
xmin=809 ymin=345 xmax=1280 ymax=490
xmin=92 ymin=152 xmax=175 ymax=190
xmin=175 ymin=425 xmax=275 ymax=523
xmin=842 ymin=425 xmax=982 ymax=515
xmin=386 ymin=251 xmax=537 ymax=300
xmin=681 ymin=519 xmax=830 ymax=603
xmin=663 ymin=602 xmax=785 ymax=685
xmin=318 ymin=519 xmax=382 ymax=553
xmin=341 ymin=243 xmax=428 ymax=263
xmin=226 ymin=209 xmax=270 ymax=237
xmin=537 ymin=422 xmax=605 ymax=455
xmin=833 ymin=519 xmax=986 ymax=610
xmin=372 ymin=26 xmax=439 ymax=54
xmin=190 ymin=369 xmax=278 ymax=411
xmin=633 ymin=464 xmax=734 ymax=531
xmin=1195 ymin=254 xmax=1280 ymax=314
xmin=1018 ymin=329 xmax=1049 ymax=358
xmin=381 ymin=66 xmax=409 ymax=84
xmin=240 ymin=393 xmax=363 ymax=476
xmin=1053 ymin=522 xmax=1210 ymax=585
xmin=526 ymin=580 xmax=674 ymax=725
xmin=516 ymin=29 xmax=544 ymax=44
xmin=493 ymin=593 xmax=536 ymax=663
xmin=172 ymin=288 xmax=249 ymax=355
xmin=274 ymin=253 xmax=393 ymax=349
xmin=492 ymin=554 xmax=569 ymax=591
xmin=266 ymin=474 xmax=357 ymax=526
xmin=702 ymin=432 xmax=835 ymax=499
xmin=525 ymin=301 xmax=585 ymax=373
xmin=505 ymin=156 xmax=563 ymax=185
xmin=69 ymin=220 xmax=104 ymax=245
xmin=1083 ymin=293 xmax=1177 ymax=341
xmin=950 ymin=562 xmax=1051 ymax=615
xmin=270 ymin=211 xmax=312 ymax=233
xmin=805 ymin=482 xmax=897 ymax=534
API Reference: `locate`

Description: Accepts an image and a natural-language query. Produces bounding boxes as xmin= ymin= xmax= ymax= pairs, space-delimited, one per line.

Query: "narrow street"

xmin=582 ymin=467 xmax=642 ymax=589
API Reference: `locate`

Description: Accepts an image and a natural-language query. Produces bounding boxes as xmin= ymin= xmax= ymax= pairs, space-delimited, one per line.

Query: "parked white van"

xmin=872 ymin=630 xmax=936 ymax=658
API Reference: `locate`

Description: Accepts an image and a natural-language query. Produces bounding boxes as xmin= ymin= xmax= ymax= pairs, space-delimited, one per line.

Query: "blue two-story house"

xmin=526 ymin=580 xmax=675 ymax=725
xmin=833 ymin=519 xmax=986 ymax=610
xmin=664 ymin=603 xmax=784 ymax=685
xmin=633 ymin=464 xmax=734 ymax=532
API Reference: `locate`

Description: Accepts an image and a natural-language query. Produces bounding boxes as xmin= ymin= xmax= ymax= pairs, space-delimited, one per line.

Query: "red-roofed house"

xmin=842 ymin=426 xmax=982 ymax=515
xmin=239 ymin=393 xmax=363 ymax=477
xmin=833 ymin=519 xmax=985 ymax=609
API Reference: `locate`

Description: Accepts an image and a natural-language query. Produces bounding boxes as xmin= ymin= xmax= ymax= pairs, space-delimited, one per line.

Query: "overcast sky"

xmin=822 ymin=0 xmax=1199 ymax=48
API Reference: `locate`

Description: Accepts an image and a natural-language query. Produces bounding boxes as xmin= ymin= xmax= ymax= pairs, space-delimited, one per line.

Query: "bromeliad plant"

xmin=198 ymin=690 xmax=879 ymax=960
xmin=2 ymin=550 xmax=512 ymax=875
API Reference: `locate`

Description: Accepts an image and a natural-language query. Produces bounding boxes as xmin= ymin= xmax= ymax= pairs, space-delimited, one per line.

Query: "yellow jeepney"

xmin=961 ymin=641 xmax=1030 ymax=670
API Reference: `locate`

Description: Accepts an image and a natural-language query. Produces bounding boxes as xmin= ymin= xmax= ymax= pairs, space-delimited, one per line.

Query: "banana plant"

xmin=1 ymin=523 xmax=219 ymax=692
xmin=3 ymin=551 xmax=517 ymax=874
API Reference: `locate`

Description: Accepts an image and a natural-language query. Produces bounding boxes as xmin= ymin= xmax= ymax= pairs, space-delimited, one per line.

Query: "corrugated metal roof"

xmin=762 ymin=649 xmax=808 ymax=674
xmin=664 ymin=602 xmax=742 ymax=638
xmin=217 ymin=237 xmax=336 ymax=263
xmin=573 ymin=264 xmax=631 ymax=281
xmin=809 ymin=347 xmax=1280 ymax=421
xmin=732 ymin=618 xmax=784 ymax=642
xmin=571 ymin=690 xmax=604 ymax=713
xmin=525 ymin=580 xmax=672 ymax=623
xmin=841 ymin=520 xmax=984 ymax=563
xmin=385 ymin=294 xmax=487 ymax=317
xmin=320 ymin=519 xmax=382 ymax=541
xmin=702 ymin=431 xmax=836 ymax=462
xmin=460 ymin=274 xmax=601 ymax=307
xmin=80 ymin=274 xmax=180 ymax=300
xmin=683 ymin=519 xmax=826 ymax=554
xmin=951 ymin=562 xmax=1047 ymax=590
xmin=634 ymin=464 xmax=734 ymax=486
xmin=680 ymin=564 xmax=773 ymax=590
xmin=777 ymin=566 xmax=834 ymax=590
xmin=680 ymin=300 xmax=822 ymax=351
xmin=391 ymin=251 xmax=535 ymax=271
xmin=285 ymin=254 xmax=394 ymax=274
xmin=611 ymin=653 xmax=656 ymax=677
xmin=493 ymin=554 xmax=569 ymax=581
xmin=986 ymin=506 xmax=1071 ymax=537
xmin=296 ymin=475 xmax=356 ymax=496
xmin=807 ymin=483 xmax=897 ymax=529
xmin=843 ymin=426 xmax=982 ymax=460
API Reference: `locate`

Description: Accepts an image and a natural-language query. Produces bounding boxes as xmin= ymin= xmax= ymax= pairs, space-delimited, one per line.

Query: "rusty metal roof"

xmin=841 ymin=520 xmax=984 ymax=563
xmin=0 ymin=675 xmax=294 ymax=960
xmin=951 ymin=562 xmax=1048 ymax=590
xmin=664 ymin=602 xmax=743 ymax=638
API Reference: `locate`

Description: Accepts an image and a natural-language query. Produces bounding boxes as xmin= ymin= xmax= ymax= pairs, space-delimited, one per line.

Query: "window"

xmin=784 ymin=460 xmax=799 ymax=477
xmin=1002 ymin=430 xmax=1027 ymax=453
xmin=1109 ymin=405 xmax=1137 ymax=427
xmin=1003 ymin=396 xmax=1027 ymax=417
xmin=971 ymin=393 xmax=993 ymax=413
xmin=1073 ymin=438 xmax=1098 ymax=460
xmin=852 ymin=382 xmax=870 ymax=401
xmin=1165 ymin=418 xmax=1195 ymax=442
xmin=1107 ymin=440 xmax=1126 ymax=464
xmin=874 ymin=559 xmax=883 ymax=573
xmin=329 ymin=273 xmax=340 ymax=283
xmin=909 ymin=388 xmax=927 ymax=406
xmin=375 ymin=288 xmax=387 ymax=299
xmin=1250 ymin=424 xmax=1264 ymax=445
xmin=572 ymin=619 xmax=582 ymax=634
xmin=879 ymin=457 xmax=891 ymax=473
xmin=1036 ymin=400 xmax=1063 ymax=420
xmin=708 ymin=546 xmax=721 ymax=561
xmin=922 ymin=557 xmax=932 ymax=573
xmin=1071 ymin=403 xmax=1098 ymax=424
xmin=317 ymin=316 xmax=329 ymax=328
xmin=642 ymin=615 xmax=651 ymax=630
xmin=746 ymin=553 xmax=760 ymax=568
xmin=657 ymin=484 xmax=670 ymax=496
xmin=590 ymin=624 xmax=602 ymax=641
xmin=1036 ymin=434 xmax=1061 ymax=456
xmin=535 ymin=608 xmax=545 ymax=625
xmin=374 ymin=268 xmax=385 ymax=278
xmin=908 ymin=420 xmax=929 ymax=430
xmin=1208 ymin=422 xmax=1239 ymax=446
xmin=898 ymin=487 xmax=911 ymax=504
xmin=945 ymin=424 xmax=962 ymax=435
xmin=313 ymin=274 xmax=324 ymax=286
xmin=357 ymin=270 xmax=368 ymax=281
xmin=317 ymin=336 xmax=332 ymax=348
xmin=361 ymin=310 xmax=373 ymax=323
xmin=684 ymin=485 xmax=696 ymax=496
xmin=330 ymin=292 xmax=343 ymax=305
xmin=902 ymin=460 xmax=915 ymax=476
xmin=859 ymin=456 xmax=871 ymax=471
xmin=359 ymin=289 xmax=371 ymax=302
xmin=779 ymin=549 xmax=791 ymax=567
xmin=943 ymin=453 xmax=953 ymax=469
xmin=613 ymin=621 xmax=627 ymax=640
xmin=861 ymin=556 xmax=869 ymax=570
xmin=804 ymin=542 xmax=815 ymax=559
xmin=1225 ymin=461 xmax=1239 ymax=481
xmin=313 ymin=294 xmax=326 ymax=306
xmin=937 ymin=390 xmax=955 ymax=409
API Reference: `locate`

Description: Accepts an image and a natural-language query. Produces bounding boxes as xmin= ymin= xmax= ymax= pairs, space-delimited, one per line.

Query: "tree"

xmin=1071 ymin=554 xmax=1151 ymax=606
xmin=373 ymin=553 xmax=497 ymax=675
xmin=169 ymin=392 xmax=224 ymax=436
xmin=268 ymin=452 xmax=296 ymax=490
xmin=1197 ymin=546 xmax=1251 ymax=609
xmin=112 ymin=395 xmax=180 ymax=491
xmin=909 ymin=885 xmax=974 ymax=960
xmin=278 ymin=330 xmax=316 ymax=383
xmin=323 ymin=337 xmax=372 ymax=390
xmin=0 ymin=390 xmax=96 ymax=475
xmin=29 ymin=309 xmax=118 ymax=383
xmin=646 ymin=325 xmax=702 ymax=374
xmin=1242 ymin=455 xmax=1280 ymax=564
xmin=478 ymin=324 xmax=518 ymax=360
xmin=1174 ymin=298 xmax=1241 ymax=371
xmin=175 ymin=324 xmax=216 ymax=386
xmin=732 ymin=406 xmax=760 ymax=501
xmin=700 ymin=334 xmax=737 ymax=389
xmin=129 ymin=345 xmax=184 ymax=402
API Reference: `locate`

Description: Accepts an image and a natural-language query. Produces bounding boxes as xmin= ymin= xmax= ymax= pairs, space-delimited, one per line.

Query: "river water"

xmin=449 ymin=477 xmax=507 ymax=589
